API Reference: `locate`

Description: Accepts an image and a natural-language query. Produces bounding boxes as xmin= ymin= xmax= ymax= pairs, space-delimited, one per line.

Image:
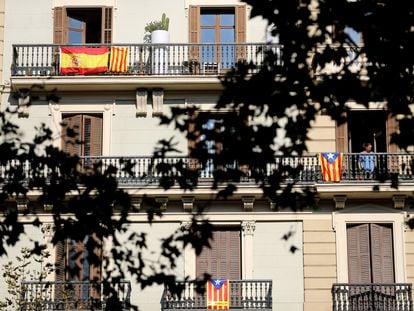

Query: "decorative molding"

xmin=152 ymin=88 xmax=164 ymax=116
xmin=17 ymin=90 xmax=30 ymax=118
xmin=242 ymin=196 xmax=255 ymax=210
xmin=393 ymin=195 xmax=406 ymax=209
xmin=333 ymin=195 xmax=347 ymax=209
xmin=182 ymin=196 xmax=194 ymax=211
xmin=155 ymin=197 xmax=168 ymax=210
xmin=241 ymin=221 xmax=256 ymax=236
xmin=136 ymin=88 xmax=147 ymax=117
xmin=16 ymin=198 xmax=29 ymax=211
xmin=131 ymin=197 xmax=142 ymax=211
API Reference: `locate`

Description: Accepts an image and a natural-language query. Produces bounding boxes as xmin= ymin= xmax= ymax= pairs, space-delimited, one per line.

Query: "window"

xmin=53 ymin=7 xmax=112 ymax=44
xmin=189 ymin=5 xmax=246 ymax=71
xmin=196 ymin=228 xmax=241 ymax=279
xmin=336 ymin=111 xmax=398 ymax=152
xmin=347 ymin=223 xmax=394 ymax=283
xmin=55 ymin=236 xmax=102 ymax=304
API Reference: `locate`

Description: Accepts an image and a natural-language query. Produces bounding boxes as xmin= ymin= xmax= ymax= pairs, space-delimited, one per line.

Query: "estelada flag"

xmin=319 ymin=152 xmax=343 ymax=182
xmin=207 ymin=279 xmax=230 ymax=310
xmin=60 ymin=47 xmax=109 ymax=75
xmin=109 ymin=47 xmax=129 ymax=73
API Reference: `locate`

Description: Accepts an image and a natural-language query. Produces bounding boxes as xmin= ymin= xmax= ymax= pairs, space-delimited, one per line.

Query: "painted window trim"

xmin=49 ymin=102 xmax=113 ymax=155
xmin=333 ymin=211 xmax=407 ymax=283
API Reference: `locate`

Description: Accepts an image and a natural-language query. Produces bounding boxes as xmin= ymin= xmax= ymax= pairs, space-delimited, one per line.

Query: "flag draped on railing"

xmin=319 ymin=152 xmax=343 ymax=182
xmin=207 ymin=279 xmax=230 ymax=310
xmin=109 ymin=47 xmax=129 ymax=73
xmin=60 ymin=47 xmax=109 ymax=75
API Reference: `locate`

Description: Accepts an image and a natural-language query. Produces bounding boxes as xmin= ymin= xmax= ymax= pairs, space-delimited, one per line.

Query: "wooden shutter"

xmin=370 ymin=224 xmax=394 ymax=283
xmin=102 ymin=7 xmax=112 ymax=44
xmin=53 ymin=7 xmax=67 ymax=44
xmin=235 ymin=6 xmax=247 ymax=61
xmin=336 ymin=118 xmax=349 ymax=152
xmin=83 ymin=115 xmax=103 ymax=157
xmin=347 ymin=224 xmax=371 ymax=283
xmin=55 ymin=240 xmax=67 ymax=282
xmin=189 ymin=6 xmax=200 ymax=61
xmin=196 ymin=228 xmax=241 ymax=280
xmin=62 ymin=114 xmax=82 ymax=156
xmin=386 ymin=114 xmax=399 ymax=153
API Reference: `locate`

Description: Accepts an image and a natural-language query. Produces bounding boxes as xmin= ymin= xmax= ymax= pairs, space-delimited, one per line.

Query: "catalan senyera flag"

xmin=109 ymin=47 xmax=129 ymax=73
xmin=319 ymin=152 xmax=343 ymax=182
xmin=60 ymin=47 xmax=109 ymax=75
xmin=207 ymin=279 xmax=229 ymax=310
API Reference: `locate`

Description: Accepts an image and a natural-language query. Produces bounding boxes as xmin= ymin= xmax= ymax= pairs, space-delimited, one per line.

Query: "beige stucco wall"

xmin=306 ymin=115 xmax=336 ymax=153
xmin=303 ymin=218 xmax=336 ymax=311
xmin=405 ymin=229 xmax=414 ymax=287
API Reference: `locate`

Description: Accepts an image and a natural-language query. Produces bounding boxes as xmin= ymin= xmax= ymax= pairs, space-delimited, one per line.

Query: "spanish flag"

xmin=319 ymin=152 xmax=343 ymax=182
xmin=60 ymin=47 xmax=109 ymax=75
xmin=207 ymin=279 xmax=230 ymax=310
xmin=109 ymin=47 xmax=129 ymax=73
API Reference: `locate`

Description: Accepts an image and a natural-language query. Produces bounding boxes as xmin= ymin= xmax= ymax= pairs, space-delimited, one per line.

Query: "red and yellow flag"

xmin=109 ymin=47 xmax=129 ymax=73
xmin=207 ymin=279 xmax=229 ymax=310
xmin=60 ymin=47 xmax=109 ymax=75
xmin=319 ymin=152 xmax=343 ymax=182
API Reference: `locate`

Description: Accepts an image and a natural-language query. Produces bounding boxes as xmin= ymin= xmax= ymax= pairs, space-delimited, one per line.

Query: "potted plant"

xmin=144 ymin=13 xmax=170 ymax=74
xmin=144 ymin=13 xmax=170 ymax=44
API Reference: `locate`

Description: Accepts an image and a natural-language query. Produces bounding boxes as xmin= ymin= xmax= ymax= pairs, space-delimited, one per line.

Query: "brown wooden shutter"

xmin=196 ymin=228 xmax=241 ymax=280
xmin=347 ymin=224 xmax=371 ymax=283
xmin=189 ymin=6 xmax=200 ymax=61
xmin=102 ymin=7 xmax=113 ymax=44
xmin=55 ymin=240 xmax=67 ymax=282
xmin=336 ymin=118 xmax=349 ymax=152
xmin=62 ymin=114 xmax=82 ymax=156
xmin=235 ymin=6 xmax=247 ymax=62
xmin=84 ymin=115 xmax=103 ymax=157
xmin=235 ymin=6 xmax=246 ymax=43
xmin=386 ymin=114 xmax=399 ymax=153
xmin=370 ymin=224 xmax=394 ymax=283
xmin=53 ymin=7 xmax=67 ymax=44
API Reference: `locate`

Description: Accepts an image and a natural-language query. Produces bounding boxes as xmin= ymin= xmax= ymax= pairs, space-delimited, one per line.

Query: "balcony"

xmin=19 ymin=280 xmax=131 ymax=311
xmin=0 ymin=153 xmax=413 ymax=186
xmin=160 ymin=280 xmax=272 ymax=310
xmin=10 ymin=43 xmax=281 ymax=91
xmin=332 ymin=283 xmax=413 ymax=311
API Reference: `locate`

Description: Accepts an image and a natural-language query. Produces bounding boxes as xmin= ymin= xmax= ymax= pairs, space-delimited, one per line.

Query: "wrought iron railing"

xmin=332 ymin=283 xmax=413 ymax=311
xmin=0 ymin=153 xmax=413 ymax=185
xmin=19 ymin=280 xmax=131 ymax=311
xmin=161 ymin=280 xmax=272 ymax=310
xmin=11 ymin=43 xmax=282 ymax=77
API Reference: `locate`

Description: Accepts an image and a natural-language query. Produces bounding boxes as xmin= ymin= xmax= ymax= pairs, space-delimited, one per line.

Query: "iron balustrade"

xmin=161 ymin=279 xmax=272 ymax=310
xmin=19 ymin=280 xmax=131 ymax=311
xmin=332 ymin=283 xmax=413 ymax=311
xmin=11 ymin=43 xmax=282 ymax=77
xmin=0 ymin=153 xmax=413 ymax=185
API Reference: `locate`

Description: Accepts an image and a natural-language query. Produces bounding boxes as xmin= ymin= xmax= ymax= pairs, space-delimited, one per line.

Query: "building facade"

xmin=0 ymin=1 xmax=413 ymax=311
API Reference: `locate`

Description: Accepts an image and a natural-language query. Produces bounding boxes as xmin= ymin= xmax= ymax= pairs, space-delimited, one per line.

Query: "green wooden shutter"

xmin=347 ymin=224 xmax=371 ymax=283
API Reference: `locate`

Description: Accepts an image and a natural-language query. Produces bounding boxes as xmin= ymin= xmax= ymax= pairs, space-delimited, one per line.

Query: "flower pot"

xmin=151 ymin=30 xmax=169 ymax=74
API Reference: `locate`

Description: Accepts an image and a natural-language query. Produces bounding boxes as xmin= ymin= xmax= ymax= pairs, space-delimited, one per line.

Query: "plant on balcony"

xmin=144 ymin=13 xmax=170 ymax=43
xmin=0 ymin=248 xmax=53 ymax=311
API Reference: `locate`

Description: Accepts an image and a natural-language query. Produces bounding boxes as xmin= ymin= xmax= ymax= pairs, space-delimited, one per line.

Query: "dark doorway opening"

xmin=348 ymin=110 xmax=387 ymax=152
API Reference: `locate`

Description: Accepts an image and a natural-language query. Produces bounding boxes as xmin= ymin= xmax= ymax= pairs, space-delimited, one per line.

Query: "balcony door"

xmin=196 ymin=228 xmax=241 ymax=280
xmin=53 ymin=7 xmax=112 ymax=44
xmin=61 ymin=114 xmax=103 ymax=158
xmin=189 ymin=5 xmax=246 ymax=71
xmin=336 ymin=110 xmax=398 ymax=153
xmin=347 ymin=223 xmax=394 ymax=283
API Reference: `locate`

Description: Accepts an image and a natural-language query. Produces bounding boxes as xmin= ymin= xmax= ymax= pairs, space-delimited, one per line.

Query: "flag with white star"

xmin=319 ymin=152 xmax=343 ymax=182
xmin=207 ymin=279 xmax=229 ymax=309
